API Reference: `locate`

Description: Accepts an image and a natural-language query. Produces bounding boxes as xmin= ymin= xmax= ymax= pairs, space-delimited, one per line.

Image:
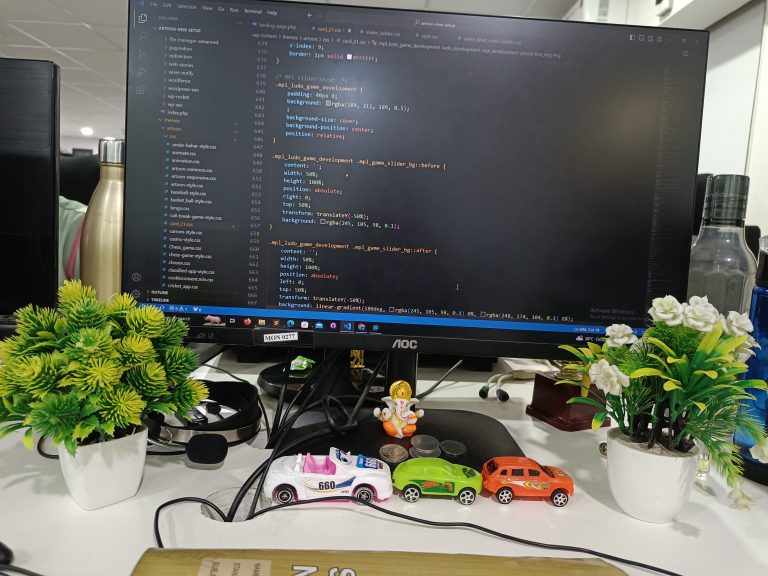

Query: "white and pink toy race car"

xmin=264 ymin=447 xmax=393 ymax=504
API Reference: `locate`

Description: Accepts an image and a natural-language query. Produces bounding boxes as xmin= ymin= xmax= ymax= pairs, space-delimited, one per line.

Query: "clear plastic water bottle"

xmin=687 ymin=174 xmax=756 ymax=314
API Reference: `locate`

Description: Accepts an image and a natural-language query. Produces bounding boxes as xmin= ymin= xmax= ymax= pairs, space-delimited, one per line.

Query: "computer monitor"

xmin=123 ymin=1 xmax=708 ymax=376
xmin=0 ymin=58 xmax=59 ymax=336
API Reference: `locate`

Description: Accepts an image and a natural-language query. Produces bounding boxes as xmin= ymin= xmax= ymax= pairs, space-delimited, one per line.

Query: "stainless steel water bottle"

xmin=80 ymin=137 xmax=125 ymax=301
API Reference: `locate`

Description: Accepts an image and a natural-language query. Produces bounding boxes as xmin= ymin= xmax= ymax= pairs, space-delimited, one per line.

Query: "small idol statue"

xmin=373 ymin=380 xmax=424 ymax=438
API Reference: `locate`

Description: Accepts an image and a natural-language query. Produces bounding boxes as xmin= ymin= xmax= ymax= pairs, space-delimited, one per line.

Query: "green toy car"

xmin=392 ymin=457 xmax=483 ymax=505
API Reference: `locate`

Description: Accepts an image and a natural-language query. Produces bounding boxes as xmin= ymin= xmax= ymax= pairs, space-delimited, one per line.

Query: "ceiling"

xmin=0 ymin=0 xmax=574 ymax=151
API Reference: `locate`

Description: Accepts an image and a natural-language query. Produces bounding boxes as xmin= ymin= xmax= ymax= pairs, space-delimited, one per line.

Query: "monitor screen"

xmin=123 ymin=0 xmax=708 ymax=358
xmin=0 ymin=58 xmax=59 ymax=321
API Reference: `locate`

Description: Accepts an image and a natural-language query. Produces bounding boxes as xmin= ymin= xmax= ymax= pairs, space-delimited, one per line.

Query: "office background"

xmin=1 ymin=0 xmax=767 ymax=228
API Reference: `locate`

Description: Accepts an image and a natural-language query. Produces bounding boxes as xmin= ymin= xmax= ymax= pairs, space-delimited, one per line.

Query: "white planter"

xmin=58 ymin=427 xmax=148 ymax=510
xmin=606 ymin=428 xmax=698 ymax=523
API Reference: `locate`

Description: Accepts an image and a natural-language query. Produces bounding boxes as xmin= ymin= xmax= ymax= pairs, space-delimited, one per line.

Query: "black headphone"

xmin=146 ymin=380 xmax=262 ymax=464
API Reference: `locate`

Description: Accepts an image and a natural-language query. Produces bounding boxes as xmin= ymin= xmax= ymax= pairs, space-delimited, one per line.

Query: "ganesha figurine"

xmin=373 ymin=380 xmax=425 ymax=439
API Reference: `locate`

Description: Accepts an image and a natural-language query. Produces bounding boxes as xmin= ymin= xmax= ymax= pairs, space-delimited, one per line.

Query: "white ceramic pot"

xmin=606 ymin=428 xmax=698 ymax=523
xmin=58 ymin=427 xmax=148 ymax=510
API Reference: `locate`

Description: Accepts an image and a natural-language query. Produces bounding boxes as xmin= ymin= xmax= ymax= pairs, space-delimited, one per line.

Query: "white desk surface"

xmin=1 ymin=352 xmax=767 ymax=576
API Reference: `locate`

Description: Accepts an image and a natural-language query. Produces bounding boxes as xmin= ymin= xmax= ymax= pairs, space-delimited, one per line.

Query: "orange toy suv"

xmin=482 ymin=457 xmax=574 ymax=507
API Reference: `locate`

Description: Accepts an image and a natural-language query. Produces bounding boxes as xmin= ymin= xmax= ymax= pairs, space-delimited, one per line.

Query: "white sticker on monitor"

xmin=263 ymin=332 xmax=299 ymax=343
xmin=197 ymin=558 xmax=271 ymax=576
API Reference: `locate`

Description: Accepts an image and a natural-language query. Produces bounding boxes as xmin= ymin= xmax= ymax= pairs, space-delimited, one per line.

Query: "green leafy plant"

xmin=558 ymin=295 xmax=768 ymax=488
xmin=0 ymin=280 xmax=207 ymax=454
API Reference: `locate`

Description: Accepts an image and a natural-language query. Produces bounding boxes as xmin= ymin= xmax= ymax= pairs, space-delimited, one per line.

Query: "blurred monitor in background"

xmin=0 ymin=58 xmax=60 ymax=332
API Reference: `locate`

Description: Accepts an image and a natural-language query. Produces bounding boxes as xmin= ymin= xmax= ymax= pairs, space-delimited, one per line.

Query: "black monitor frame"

xmin=123 ymin=0 xmax=708 ymax=361
xmin=0 ymin=58 xmax=60 ymax=326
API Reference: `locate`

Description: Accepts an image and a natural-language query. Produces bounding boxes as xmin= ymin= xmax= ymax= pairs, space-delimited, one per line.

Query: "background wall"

xmin=697 ymin=1 xmax=765 ymax=179
xmin=747 ymin=4 xmax=768 ymax=231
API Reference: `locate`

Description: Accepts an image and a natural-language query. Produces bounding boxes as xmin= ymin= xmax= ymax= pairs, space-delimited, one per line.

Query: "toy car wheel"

xmin=496 ymin=487 xmax=514 ymax=504
xmin=551 ymin=489 xmax=569 ymax=507
xmin=402 ymin=485 xmax=421 ymax=503
xmin=274 ymin=485 xmax=296 ymax=504
xmin=354 ymin=485 xmax=375 ymax=504
xmin=457 ymin=487 xmax=476 ymax=505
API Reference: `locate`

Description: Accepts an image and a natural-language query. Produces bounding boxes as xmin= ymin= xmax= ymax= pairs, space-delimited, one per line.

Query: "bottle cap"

xmin=703 ymin=174 xmax=749 ymax=223
xmin=98 ymin=137 xmax=125 ymax=165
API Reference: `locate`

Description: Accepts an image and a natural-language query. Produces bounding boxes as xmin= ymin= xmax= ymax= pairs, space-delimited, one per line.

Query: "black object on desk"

xmin=0 ymin=541 xmax=13 ymax=565
xmin=0 ymin=58 xmax=60 ymax=338
xmin=282 ymin=408 xmax=523 ymax=472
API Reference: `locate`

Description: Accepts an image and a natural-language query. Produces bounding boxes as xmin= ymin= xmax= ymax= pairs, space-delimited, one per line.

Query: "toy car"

xmin=482 ymin=456 xmax=574 ymax=507
xmin=392 ymin=457 xmax=483 ymax=505
xmin=263 ymin=447 xmax=393 ymax=504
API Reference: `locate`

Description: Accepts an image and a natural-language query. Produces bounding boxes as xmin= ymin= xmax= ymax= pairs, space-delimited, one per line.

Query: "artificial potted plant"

xmin=559 ymin=295 xmax=768 ymax=522
xmin=0 ymin=280 xmax=207 ymax=509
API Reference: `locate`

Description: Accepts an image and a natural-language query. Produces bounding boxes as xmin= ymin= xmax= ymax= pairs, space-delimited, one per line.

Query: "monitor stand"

xmin=256 ymin=350 xmax=406 ymax=402
xmin=264 ymin=351 xmax=524 ymax=471
xmin=187 ymin=342 xmax=227 ymax=365
xmin=254 ymin=350 xmax=495 ymax=401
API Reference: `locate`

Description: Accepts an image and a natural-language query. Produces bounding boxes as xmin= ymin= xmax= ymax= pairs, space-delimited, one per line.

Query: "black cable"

xmin=415 ymin=358 xmax=464 ymax=400
xmin=245 ymin=351 xmax=343 ymax=519
xmin=147 ymin=357 xmax=686 ymax=576
xmin=269 ymin=349 xmax=342 ymax=448
xmin=228 ymin=355 xmax=383 ymax=521
xmin=223 ymin=354 xmax=343 ymax=522
xmin=158 ymin=351 xmax=382 ymax=523
xmin=146 ymin=448 xmax=187 ymax=456
xmin=223 ymin=428 xmax=332 ymax=522
xmin=319 ymin=354 xmax=387 ymax=434
xmin=154 ymin=356 xmax=681 ymax=576
xmin=0 ymin=564 xmax=49 ymax=576
xmin=271 ymin=347 xmax=294 ymax=439
xmin=35 ymin=437 xmax=58 ymax=460
xmin=200 ymin=362 xmax=271 ymax=440
xmin=153 ymin=497 xmax=227 ymax=548
xmin=349 ymin=354 xmax=386 ymax=418
xmin=275 ymin=349 xmax=340 ymax=436
xmin=247 ymin=496 xmax=683 ymax=576
xmin=244 ymin=353 xmax=385 ymax=520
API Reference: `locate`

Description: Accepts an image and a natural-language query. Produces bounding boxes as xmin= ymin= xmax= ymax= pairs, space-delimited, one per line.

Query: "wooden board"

xmin=132 ymin=549 xmax=627 ymax=576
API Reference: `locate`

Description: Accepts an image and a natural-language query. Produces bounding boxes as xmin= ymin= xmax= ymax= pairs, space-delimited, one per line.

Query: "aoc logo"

xmin=392 ymin=339 xmax=418 ymax=350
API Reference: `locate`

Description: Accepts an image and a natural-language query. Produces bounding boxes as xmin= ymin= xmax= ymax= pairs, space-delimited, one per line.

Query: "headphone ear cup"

xmin=479 ymin=385 xmax=490 ymax=399
xmin=496 ymin=387 xmax=509 ymax=402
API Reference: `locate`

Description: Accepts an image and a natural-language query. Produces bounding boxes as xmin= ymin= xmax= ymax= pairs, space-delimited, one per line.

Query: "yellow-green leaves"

xmin=663 ymin=380 xmax=682 ymax=391
xmin=22 ymin=428 xmax=34 ymax=451
xmin=57 ymin=280 xmax=97 ymax=309
xmin=125 ymin=306 xmax=165 ymax=339
xmin=591 ymin=411 xmax=608 ymax=431
xmin=629 ymin=367 xmax=667 ymax=379
xmin=587 ymin=342 xmax=603 ymax=355
xmin=646 ymin=337 xmax=676 ymax=358
xmin=555 ymin=300 xmax=768 ymax=492
xmin=741 ymin=379 xmax=768 ymax=390
xmin=714 ymin=334 xmax=747 ymax=357
xmin=558 ymin=344 xmax=594 ymax=362
xmin=696 ymin=321 xmax=723 ymax=356
xmin=0 ymin=280 xmax=207 ymax=456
